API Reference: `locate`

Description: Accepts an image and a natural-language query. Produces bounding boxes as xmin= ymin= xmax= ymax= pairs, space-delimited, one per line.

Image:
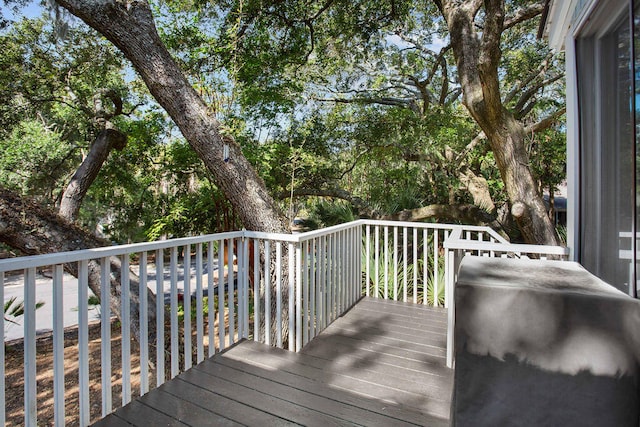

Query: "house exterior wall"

xmin=544 ymin=0 xmax=639 ymax=297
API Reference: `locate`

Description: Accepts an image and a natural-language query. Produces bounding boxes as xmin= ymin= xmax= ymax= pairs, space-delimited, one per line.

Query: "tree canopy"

xmin=0 ymin=0 xmax=565 ymax=244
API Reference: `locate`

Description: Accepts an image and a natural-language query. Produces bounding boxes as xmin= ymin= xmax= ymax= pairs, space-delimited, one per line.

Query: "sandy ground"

xmin=4 ymin=318 xmax=226 ymax=426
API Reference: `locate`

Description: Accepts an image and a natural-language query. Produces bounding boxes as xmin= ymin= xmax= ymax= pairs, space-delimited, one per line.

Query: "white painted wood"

xmin=237 ymin=239 xmax=244 ymax=339
xmin=289 ymin=242 xmax=296 ymax=352
xmin=393 ymin=226 xmax=398 ymax=301
xmin=120 ymin=256 xmax=131 ymax=406
xmin=338 ymin=230 xmax=344 ymax=313
xmin=384 ymin=226 xmax=389 ymax=300
xmin=195 ymin=243 xmax=204 ymax=363
xmin=155 ymin=249 xmax=165 ymax=386
xmin=403 ymin=227 xmax=408 ymax=302
xmin=169 ymin=247 xmax=179 ymax=378
xmin=236 ymin=239 xmax=243 ymax=340
xmin=318 ymin=235 xmax=326 ymax=330
xmin=78 ymin=260 xmax=90 ymax=426
xmin=345 ymin=229 xmax=350 ymax=308
xmin=100 ymin=258 xmax=112 ymax=416
xmin=423 ymin=229 xmax=428 ymax=306
xmin=349 ymin=227 xmax=355 ymax=306
xmin=365 ymin=225 xmax=370 ymax=297
xmin=0 ymin=231 xmax=245 ymax=273
xmin=358 ymin=225 xmax=363 ymax=303
xmin=276 ymin=242 xmax=283 ymax=348
xmin=207 ymin=242 xmax=215 ymax=357
xmin=336 ymin=231 xmax=340 ymax=314
xmin=326 ymin=235 xmax=332 ymax=323
xmin=243 ymin=239 xmax=250 ymax=338
xmin=302 ymin=240 xmax=308 ymax=347
xmin=325 ymin=234 xmax=331 ymax=322
xmin=52 ymin=264 xmax=65 ymax=425
xmin=413 ymin=228 xmax=418 ymax=304
xmin=374 ymin=226 xmax=379 ymax=298
xmin=350 ymin=228 xmax=356 ymax=306
xmin=217 ymin=240 xmax=225 ymax=351
xmin=310 ymin=238 xmax=317 ymax=340
xmin=139 ymin=252 xmax=149 ymax=396
xmin=253 ymin=239 xmax=260 ymax=342
xmin=348 ymin=229 xmax=353 ymax=306
xmin=183 ymin=248 xmax=192 ymax=371
xmin=264 ymin=240 xmax=272 ymax=346
xmin=443 ymin=239 xmax=569 ymax=256
xmin=24 ymin=268 xmax=36 ymax=427
xmin=564 ymin=30 xmax=579 ymax=261
xmin=446 ymin=248 xmax=456 ymax=368
xmin=296 ymin=243 xmax=303 ymax=351
xmin=331 ymin=233 xmax=337 ymax=321
xmin=434 ymin=230 xmax=439 ymax=307
xmin=228 ymin=238 xmax=235 ymax=346
xmin=346 ymin=229 xmax=352 ymax=307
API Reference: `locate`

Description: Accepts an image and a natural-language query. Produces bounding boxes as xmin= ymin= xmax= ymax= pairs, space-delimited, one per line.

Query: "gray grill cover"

xmin=451 ymin=256 xmax=640 ymax=427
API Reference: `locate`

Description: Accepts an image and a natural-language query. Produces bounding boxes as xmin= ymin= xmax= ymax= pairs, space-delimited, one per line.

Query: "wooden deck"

xmin=94 ymin=297 xmax=452 ymax=426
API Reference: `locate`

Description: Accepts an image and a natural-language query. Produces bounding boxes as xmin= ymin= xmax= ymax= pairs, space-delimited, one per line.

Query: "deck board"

xmin=92 ymin=297 xmax=452 ymax=426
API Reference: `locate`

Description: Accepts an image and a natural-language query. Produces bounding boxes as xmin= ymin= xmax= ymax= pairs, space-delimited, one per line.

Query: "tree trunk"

xmin=440 ymin=0 xmax=559 ymax=245
xmin=54 ymin=0 xmax=287 ymax=235
xmin=54 ymin=0 xmax=292 ymax=347
xmin=0 ymin=188 xmax=159 ymax=357
xmin=59 ymin=128 xmax=127 ymax=221
xmin=382 ymin=203 xmax=498 ymax=225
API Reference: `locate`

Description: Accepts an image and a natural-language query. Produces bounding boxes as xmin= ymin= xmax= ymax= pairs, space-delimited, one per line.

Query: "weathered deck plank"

xmin=92 ymin=297 xmax=452 ymax=426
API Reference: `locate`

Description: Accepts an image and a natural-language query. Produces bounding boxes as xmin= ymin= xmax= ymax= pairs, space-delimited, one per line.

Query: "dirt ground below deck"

xmin=4 ymin=318 xmax=224 ymax=426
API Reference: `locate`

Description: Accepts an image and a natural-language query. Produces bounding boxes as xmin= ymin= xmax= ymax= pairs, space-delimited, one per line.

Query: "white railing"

xmin=0 ymin=218 xmax=567 ymax=425
xmin=361 ymin=220 xmax=507 ymax=307
xmin=0 ymin=222 xmax=362 ymax=426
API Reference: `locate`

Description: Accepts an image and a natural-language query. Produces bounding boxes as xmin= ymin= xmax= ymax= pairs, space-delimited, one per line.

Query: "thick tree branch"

xmin=381 ymin=203 xmax=497 ymax=225
xmin=55 ymin=0 xmax=287 ymax=234
xmin=455 ymin=131 xmax=486 ymax=165
xmin=524 ymin=107 xmax=566 ymax=134
xmin=504 ymin=52 xmax=554 ymax=104
xmin=314 ymin=95 xmax=420 ymax=113
xmin=504 ymin=1 xmax=545 ymax=30
xmin=59 ymin=128 xmax=127 ymax=221
xmin=513 ymin=74 xmax=563 ymax=115
xmin=441 ymin=0 xmax=560 ymax=245
xmin=0 ymin=187 xmax=160 ymax=355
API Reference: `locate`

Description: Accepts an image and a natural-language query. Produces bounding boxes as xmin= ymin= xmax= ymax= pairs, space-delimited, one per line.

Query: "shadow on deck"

xmin=93 ymin=297 xmax=453 ymax=426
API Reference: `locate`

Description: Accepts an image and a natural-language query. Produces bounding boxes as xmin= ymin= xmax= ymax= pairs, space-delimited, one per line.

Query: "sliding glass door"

xmin=576 ymin=1 xmax=638 ymax=296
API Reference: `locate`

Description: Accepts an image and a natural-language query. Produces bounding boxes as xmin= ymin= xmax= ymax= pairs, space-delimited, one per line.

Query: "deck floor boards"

xmin=93 ymin=297 xmax=452 ymax=426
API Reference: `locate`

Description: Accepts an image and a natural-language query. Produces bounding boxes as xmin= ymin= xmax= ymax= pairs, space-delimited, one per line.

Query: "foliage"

xmin=362 ymin=232 xmax=446 ymax=305
xmin=426 ymin=266 xmax=446 ymax=307
xmin=0 ymin=2 xmax=566 ymax=244
xmin=305 ymin=200 xmax=357 ymax=228
xmin=4 ymin=296 xmax=45 ymax=326
xmin=0 ymin=120 xmax=70 ymax=196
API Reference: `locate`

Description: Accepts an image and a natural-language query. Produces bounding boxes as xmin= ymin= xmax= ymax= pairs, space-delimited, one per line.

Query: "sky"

xmin=2 ymin=2 xmax=43 ymax=21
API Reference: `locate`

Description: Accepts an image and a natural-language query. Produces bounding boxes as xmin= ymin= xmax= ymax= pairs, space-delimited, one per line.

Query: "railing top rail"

xmin=360 ymin=219 xmax=509 ymax=244
xmin=444 ymin=238 xmax=569 ymax=256
xmin=0 ymin=231 xmax=244 ymax=272
xmin=0 ymin=217 xmax=541 ymax=272
xmin=360 ymin=219 xmax=459 ymax=230
xmin=243 ymin=220 xmax=364 ymax=243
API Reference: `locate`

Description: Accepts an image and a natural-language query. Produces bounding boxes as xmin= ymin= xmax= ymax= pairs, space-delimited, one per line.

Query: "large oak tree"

xmin=436 ymin=0 xmax=559 ymax=245
xmin=54 ymin=0 xmax=288 ymax=235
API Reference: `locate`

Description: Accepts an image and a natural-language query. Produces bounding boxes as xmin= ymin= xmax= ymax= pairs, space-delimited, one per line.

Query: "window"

xmin=576 ymin=2 xmax=638 ymax=295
